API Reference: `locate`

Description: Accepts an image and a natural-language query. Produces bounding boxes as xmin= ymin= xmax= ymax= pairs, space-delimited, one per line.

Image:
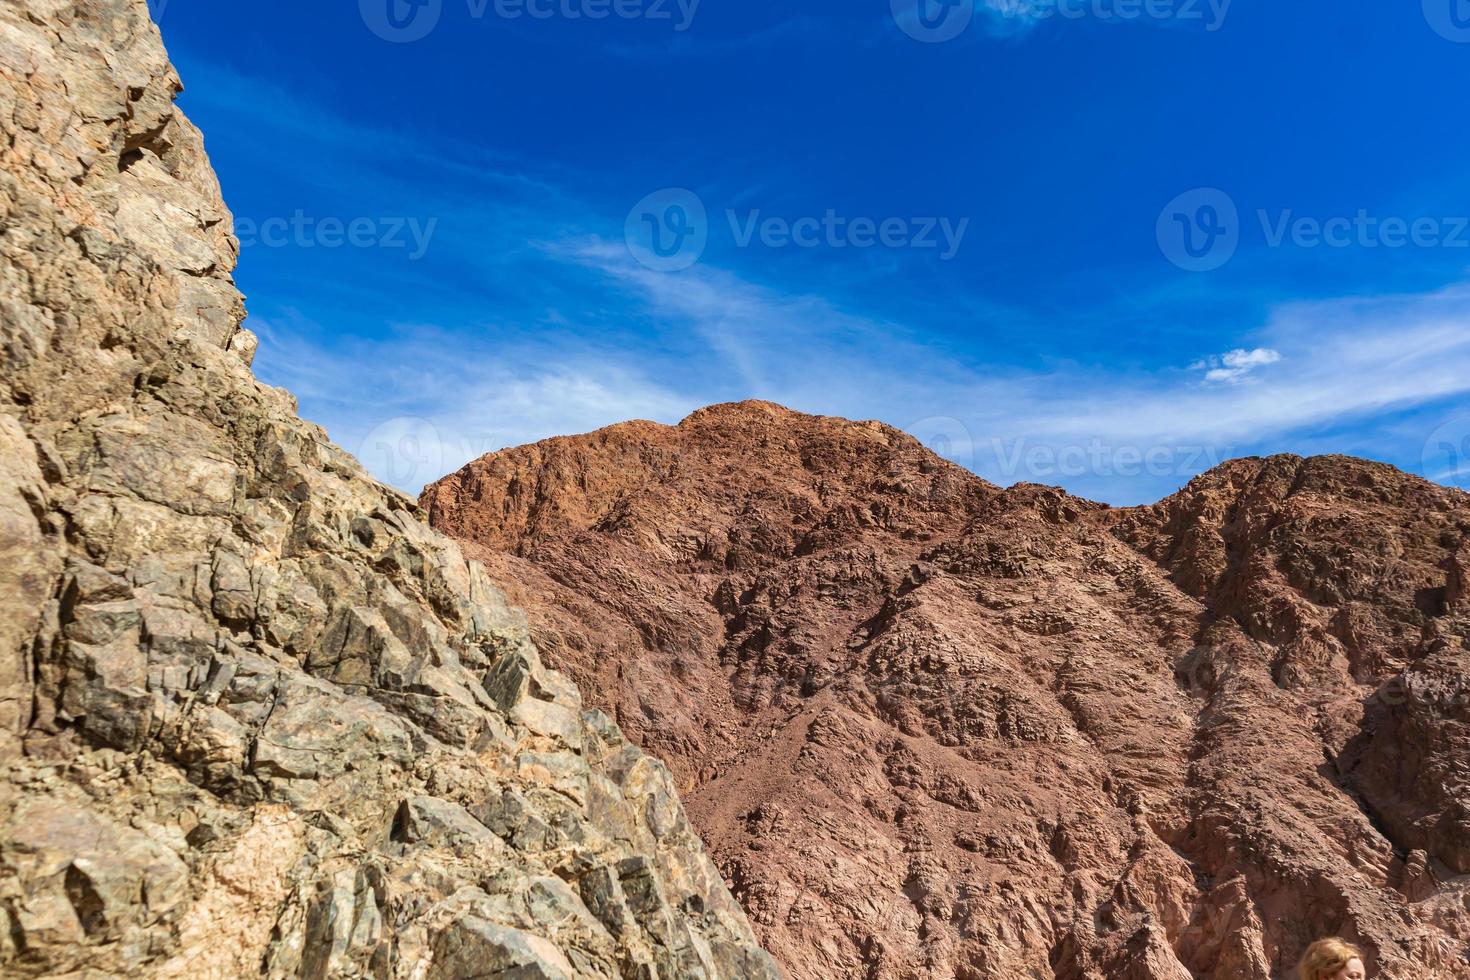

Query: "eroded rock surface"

xmin=0 ymin=2 xmax=779 ymax=977
xmin=425 ymin=402 xmax=1470 ymax=979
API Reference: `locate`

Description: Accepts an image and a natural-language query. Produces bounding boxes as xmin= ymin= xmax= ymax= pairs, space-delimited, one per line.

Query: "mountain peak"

xmin=426 ymin=406 xmax=1470 ymax=979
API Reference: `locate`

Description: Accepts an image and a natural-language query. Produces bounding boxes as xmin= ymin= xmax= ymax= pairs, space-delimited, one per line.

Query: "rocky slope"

xmin=424 ymin=401 xmax=1470 ymax=979
xmin=0 ymin=2 xmax=779 ymax=977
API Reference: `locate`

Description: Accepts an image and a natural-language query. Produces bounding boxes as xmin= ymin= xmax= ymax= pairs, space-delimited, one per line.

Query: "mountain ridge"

xmin=425 ymin=399 xmax=1470 ymax=979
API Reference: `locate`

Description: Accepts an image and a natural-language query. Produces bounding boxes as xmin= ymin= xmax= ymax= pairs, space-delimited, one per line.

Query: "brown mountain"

xmin=423 ymin=400 xmax=1470 ymax=980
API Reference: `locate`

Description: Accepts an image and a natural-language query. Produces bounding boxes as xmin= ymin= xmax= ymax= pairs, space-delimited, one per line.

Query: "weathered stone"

xmin=424 ymin=402 xmax=1470 ymax=980
xmin=166 ymin=703 xmax=249 ymax=791
xmin=152 ymin=805 xmax=307 ymax=979
xmin=299 ymin=868 xmax=385 ymax=980
xmin=0 ymin=2 xmax=779 ymax=978
xmin=579 ymin=865 xmax=636 ymax=939
xmin=209 ymin=548 xmax=254 ymax=625
xmin=471 ymin=787 xmax=561 ymax=852
xmin=514 ymin=697 xmax=585 ymax=751
xmin=82 ymin=413 xmax=238 ymax=517
xmin=429 ymin=914 xmax=576 ymax=980
xmin=515 ymin=751 xmax=591 ymax=807
xmin=396 ymin=796 xmax=505 ymax=852
xmin=253 ymin=561 xmax=328 ymax=655
xmin=251 ymin=675 xmax=413 ymax=786
xmin=485 ymin=643 xmax=537 ymax=711
xmin=4 ymin=801 xmax=188 ymax=941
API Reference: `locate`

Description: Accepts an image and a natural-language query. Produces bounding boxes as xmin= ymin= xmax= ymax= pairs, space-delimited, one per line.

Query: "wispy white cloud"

xmin=178 ymin=60 xmax=548 ymax=194
xmin=260 ymin=221 xmax=1470 ymax=503
xmin=1192 ymin=347 xmax=1282 ymax=385
xmin=979 ymin=0 xmax=1052 ymax=30
xmin=209 ymin=63 xmax=1470 ymax=505
xmin=251 ymin=315 xmax=696 ymax=494
xmin=542 ymin=241 xmax=1470 ymax=500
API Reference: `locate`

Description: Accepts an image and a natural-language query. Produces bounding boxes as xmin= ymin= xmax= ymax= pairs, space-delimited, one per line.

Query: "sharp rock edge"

xmin=0 ymin=2 xmax=781 ymax=978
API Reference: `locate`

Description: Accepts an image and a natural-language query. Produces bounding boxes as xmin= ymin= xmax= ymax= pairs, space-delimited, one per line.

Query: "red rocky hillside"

xmin=422 ymin=401 xmax=1470 ymax=980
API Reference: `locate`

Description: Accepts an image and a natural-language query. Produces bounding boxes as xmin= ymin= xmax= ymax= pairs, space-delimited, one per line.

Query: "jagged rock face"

xmin=0 ymin=2 xmax=779 ymax=977
xmin=424 ymin=402 xmax=1470 ymax=979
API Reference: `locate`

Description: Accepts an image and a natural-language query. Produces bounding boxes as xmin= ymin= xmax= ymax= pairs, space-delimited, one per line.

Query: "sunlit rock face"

xmin=0 ymin=3 xmax=780 ymax=977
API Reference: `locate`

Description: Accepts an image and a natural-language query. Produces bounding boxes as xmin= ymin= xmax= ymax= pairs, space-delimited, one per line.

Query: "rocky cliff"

xmin=424 ymin=401 xmax=1470 ymax=979
xmin=0 ymin=3 xmax=779 ymax=977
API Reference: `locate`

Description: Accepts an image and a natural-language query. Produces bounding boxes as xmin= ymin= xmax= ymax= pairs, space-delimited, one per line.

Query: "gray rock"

xmin=485 ymin=643 xmax=538 ymax=711
xmin=430 ymin=915 xmax=576 ymax=980
xmin=470 ymin=788 xmax=561 ymax=852
xmin=300 ymin=869 xmax=386 ymax=980
xmin=396 ymin=797 xmax=505 ymax=853
xmin=0 ymin=1 xmax=779 ymax=977
xmin=4 ymin=801 xmax=188 ymax=943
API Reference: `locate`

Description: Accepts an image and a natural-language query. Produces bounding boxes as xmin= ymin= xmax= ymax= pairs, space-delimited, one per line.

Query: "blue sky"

xmin=151 ymin=0 xmax=1470 ymax=504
